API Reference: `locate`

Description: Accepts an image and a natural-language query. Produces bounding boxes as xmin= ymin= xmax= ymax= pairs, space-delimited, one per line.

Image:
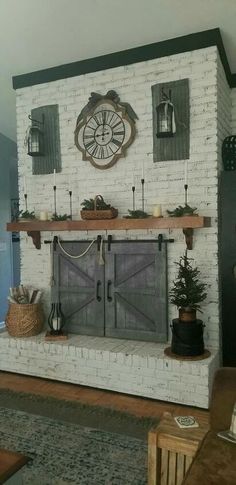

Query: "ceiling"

xmin=1 ymin=0 xmax=236 ymax=142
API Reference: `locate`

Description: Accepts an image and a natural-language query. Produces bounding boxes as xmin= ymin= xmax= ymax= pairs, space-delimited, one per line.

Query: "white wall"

xmin=0 ymin=133 xmax=18 ymax=321
xmin=16 ymin=45 xmax=227 ymax=349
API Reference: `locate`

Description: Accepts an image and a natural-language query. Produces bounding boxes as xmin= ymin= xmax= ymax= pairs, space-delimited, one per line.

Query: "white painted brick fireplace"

xmin=1 ymin=40 xmax=233 ymax=408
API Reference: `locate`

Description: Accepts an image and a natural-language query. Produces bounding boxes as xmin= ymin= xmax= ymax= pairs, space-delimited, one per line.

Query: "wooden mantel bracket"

xmin=27 ymin=231 xmax=41 ymax=249
xmin=183 ymin=228 xmax=194 ymax=250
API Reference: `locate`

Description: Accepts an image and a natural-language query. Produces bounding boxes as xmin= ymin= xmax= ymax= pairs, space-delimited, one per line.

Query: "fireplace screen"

xmin=52 ymin=239 xmax=168 ymax=342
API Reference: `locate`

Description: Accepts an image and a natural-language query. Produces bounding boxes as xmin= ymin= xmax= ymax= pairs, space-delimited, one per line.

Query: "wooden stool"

xmin=148 ymin=414 xmax=209 ymax=485
xmin=0 ymin=448 xmax=28 ymax=484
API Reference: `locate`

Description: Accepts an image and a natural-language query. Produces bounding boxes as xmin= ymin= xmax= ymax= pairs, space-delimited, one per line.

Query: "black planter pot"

xmin=171 ymin=318 xmax=205 ymax=357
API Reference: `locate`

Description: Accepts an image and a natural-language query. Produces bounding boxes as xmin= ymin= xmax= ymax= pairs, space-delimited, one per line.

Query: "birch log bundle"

xmin=8 ymin=285 xmax=42 ymax=304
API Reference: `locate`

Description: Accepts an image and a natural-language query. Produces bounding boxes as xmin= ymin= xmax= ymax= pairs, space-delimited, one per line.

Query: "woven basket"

xmin=81 ymin=194 xmax=118 ymax=220
xmin=5 ymin=303 xmax=44 ymax=337
xmin=81 ymin=208 xmax=118 ymax=220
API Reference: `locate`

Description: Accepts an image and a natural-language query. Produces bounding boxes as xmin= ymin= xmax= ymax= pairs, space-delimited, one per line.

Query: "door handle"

xmin=107 ymin=280 xmax=112 ymax=302
xmin=96 ymin=280 xmax=102 ymax=302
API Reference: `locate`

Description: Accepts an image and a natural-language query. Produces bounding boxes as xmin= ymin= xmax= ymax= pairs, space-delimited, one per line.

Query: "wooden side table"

xmin=0 ymin=448 xmax=28 ymax=484
xmin=148 ymin=414 xmax=209 ymax=485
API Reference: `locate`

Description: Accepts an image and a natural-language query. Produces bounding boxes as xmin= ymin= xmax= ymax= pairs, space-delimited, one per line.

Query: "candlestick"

xmin=141 ymin=178 xmax=145 ymax=212
xmin=184 ymin=184 xmax=188 ymax=206
xmin=69 ymin=190 xmax=72 ymax=220
xmin=53 ymin=185 xmax=57 ymax=217
xmin=132 ymin=185 xmax=135 ymax=211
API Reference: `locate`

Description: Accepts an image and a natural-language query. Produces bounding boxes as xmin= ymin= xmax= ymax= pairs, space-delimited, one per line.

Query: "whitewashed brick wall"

xmin=16 ymin=45 xmax=226 ymax=349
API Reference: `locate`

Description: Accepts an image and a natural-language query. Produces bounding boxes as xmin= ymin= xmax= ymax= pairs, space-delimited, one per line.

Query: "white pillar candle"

xmin=52 ymin=317 xmax=61 ymax=331
xmin=153 ymin=204 xmax=162 ymax=217
xmin=39 ymin=211 xmax=48 ymax=221
xmin=53 ymin=169 xmax=56 ymax=186
xmin=184 ymin=161 xmax=188 ymax=185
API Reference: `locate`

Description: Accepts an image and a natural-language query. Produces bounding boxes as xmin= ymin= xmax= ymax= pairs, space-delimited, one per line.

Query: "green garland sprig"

xmin=167 ymin=204 xmax=197 ymax=217
xmin=124 ymin=210 xmax=150 ymax=219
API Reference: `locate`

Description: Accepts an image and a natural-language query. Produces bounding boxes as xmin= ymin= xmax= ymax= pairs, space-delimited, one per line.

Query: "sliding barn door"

xmin=104 ymin=241 xmax=168 ymax=342
xmin=54 ymin=241 xmax=104 ymax=335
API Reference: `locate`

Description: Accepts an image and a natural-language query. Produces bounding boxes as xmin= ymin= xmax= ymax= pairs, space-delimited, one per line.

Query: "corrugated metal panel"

xmin=31 ymin=105 xmax=61 ymax=175
xmin=152 ymin=79 xmax=189 ymax=162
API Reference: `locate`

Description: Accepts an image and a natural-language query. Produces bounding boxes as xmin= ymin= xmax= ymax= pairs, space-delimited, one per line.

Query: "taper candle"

xmin=23 ymin=176 xmax=27 ymax=194
xmin=53 ymin=169 xmax=56 ymax=186
xmin=142 ymin=162 xmax=144 ymax=180
xmin=184 ymin=161 xmax=188 ymax=185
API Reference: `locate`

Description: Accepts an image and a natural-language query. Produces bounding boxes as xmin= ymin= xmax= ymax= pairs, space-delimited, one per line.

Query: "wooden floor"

xmin=0 ymin=371 xmax=208 ymax=422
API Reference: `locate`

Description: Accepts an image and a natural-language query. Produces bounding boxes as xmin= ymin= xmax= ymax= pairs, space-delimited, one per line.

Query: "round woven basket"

xmin=5 ymin=303 xmax=44 ymax=337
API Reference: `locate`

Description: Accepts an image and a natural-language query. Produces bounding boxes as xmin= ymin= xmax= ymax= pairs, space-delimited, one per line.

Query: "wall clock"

xmin=74 ymin=91 xmax=137 ymax=169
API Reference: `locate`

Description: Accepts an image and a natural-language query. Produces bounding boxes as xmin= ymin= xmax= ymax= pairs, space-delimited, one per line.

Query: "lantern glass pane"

xmin=28 ymin=127 xmax=44 ymax=156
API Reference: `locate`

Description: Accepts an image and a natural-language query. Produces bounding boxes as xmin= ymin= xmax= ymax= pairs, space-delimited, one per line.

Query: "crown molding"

xmin=12 ymin=28 xmax=236 ymax=90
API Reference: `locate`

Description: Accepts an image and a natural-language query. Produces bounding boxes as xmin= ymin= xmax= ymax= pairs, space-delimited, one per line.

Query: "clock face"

xmin=75 ymin=99 xmax=135 ymax=169
xmin=83 ymin=109 xmax=125 ymax=160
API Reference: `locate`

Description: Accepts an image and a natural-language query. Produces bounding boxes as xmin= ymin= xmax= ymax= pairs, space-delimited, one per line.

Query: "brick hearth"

xmin=0 ymin=331 xmax=219 ymax=408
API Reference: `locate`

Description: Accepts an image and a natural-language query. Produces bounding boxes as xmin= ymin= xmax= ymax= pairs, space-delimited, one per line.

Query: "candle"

xmin=153 ymin=204 xmax=162 ymax=217
xmin=53 ymin=169 xmax=56 ymax=186
xmin=23 ymin=176 xmax=27 ymax=194
xmin=142 ymin=163 xmax=144 ymax=180
xmin=132 ymin=174 xmax=135 ymax=187
xmin=52 ymin=317 xmax=61 ymax=331
xmin=184 ymin=161 xmax=188 ymax=185
xmin=39 ymin=211 xmax=48 ymax=221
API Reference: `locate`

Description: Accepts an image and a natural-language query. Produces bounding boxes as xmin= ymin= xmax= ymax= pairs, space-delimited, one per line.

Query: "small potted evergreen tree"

xmin=169 ymin=252 xmax=207 ymax=356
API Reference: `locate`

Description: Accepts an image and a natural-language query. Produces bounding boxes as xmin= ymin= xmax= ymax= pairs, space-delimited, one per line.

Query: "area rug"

xmin=0 ymin=389 xmax=158 ymax=484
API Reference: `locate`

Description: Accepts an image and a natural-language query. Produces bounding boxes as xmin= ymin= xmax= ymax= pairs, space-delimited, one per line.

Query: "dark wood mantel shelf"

xmin=7 ymin=216 xmax=211 ymax=250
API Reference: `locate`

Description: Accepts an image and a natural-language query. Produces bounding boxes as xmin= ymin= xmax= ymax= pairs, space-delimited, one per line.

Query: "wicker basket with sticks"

xmin=6 ymin=302 xmax=44 ymax=337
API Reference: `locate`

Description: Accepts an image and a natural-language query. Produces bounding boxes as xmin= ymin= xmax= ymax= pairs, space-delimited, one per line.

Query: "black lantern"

xmin=156 ymin=89 xmax=176 ymax=138
xmin=27 ymin=114 xmax=45 ymax=156
xmin=48 ymin=302 xmax=65 ymax=335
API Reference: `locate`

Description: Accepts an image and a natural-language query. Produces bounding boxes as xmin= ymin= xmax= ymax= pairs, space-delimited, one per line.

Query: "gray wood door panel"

xmin=54 ymin=242 xmax=104 ymax=335
xmin=105 ymin=242 xmax=168 ymax=342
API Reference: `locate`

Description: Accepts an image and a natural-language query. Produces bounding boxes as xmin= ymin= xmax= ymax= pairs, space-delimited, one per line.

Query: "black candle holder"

xmin=132 ymin=185 xmax=136 ymax=211
xmin=69 ymin=190 xmax=72 ymax=220
xmin=184 ymin=184 xmax=188 ymax=206
xmin=53 ymin=185 xmax=57 ymax=217
xmin=24 ymin=193 xmax=28 ymax=211
xmin=141 ymin=178 xmax=145 ymax=212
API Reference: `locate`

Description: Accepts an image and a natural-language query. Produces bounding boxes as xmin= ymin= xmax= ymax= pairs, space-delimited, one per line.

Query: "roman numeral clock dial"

xmin=74 ymin=96 xmax=136 ymax=169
